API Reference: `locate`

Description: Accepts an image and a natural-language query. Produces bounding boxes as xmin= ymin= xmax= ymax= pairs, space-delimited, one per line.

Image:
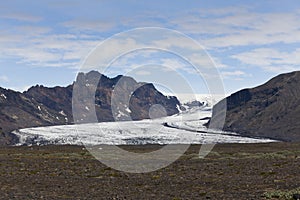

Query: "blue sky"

xmin=1 ymin=0 xmax=300 ymax=97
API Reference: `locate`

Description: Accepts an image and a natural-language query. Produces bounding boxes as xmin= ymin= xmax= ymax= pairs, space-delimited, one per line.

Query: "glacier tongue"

xmin=13 ymin=106 xmax=277 ymax=146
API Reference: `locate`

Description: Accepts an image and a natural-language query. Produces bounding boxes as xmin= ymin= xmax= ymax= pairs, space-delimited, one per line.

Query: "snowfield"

xmin=13 ymin=106 xmax=277 ymax=146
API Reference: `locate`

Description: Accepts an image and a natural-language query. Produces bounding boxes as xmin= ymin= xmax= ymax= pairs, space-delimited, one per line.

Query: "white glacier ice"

xmin=13 ymin=106 xmax=277 ymax=146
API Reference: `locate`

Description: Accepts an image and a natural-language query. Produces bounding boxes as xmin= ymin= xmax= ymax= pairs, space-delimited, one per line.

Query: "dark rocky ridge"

xmin=0 ymin=71 xmax=180 ymax=145
xmin=73 ymin=71 xmax=179 ymax=123
xmin=211 ymin=71 xmax=300 ymax=142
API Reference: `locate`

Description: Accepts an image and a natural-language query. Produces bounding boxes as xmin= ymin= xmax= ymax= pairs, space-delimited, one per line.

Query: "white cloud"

xmin=169 ymin=8 xmax=300 ymax=48
xmin=232 ymin=48 xmax=300 ymax=73
xmin=62 ymin=20 xmax=116 ymax=32
xmin=222 ymin=70 xmax=245 ymax=76
xmin=0 ymin=13 xmax=42 ymax=22
xmin=0 ymin=75 xmax=9 ymax=83
xmin=151 ymin=35 xmax=207 ymax=52
xmin=14 ymin=26 xmax=51 ymax=36
xmin=221 ymin=70 xmax=249 ymax=80
xmin=187 ymin=53 xmax=217 ymax=69
xmin=134 ymin=70 xmax=151 ymax=76
xmin=0 ymin=27 xmax=99 ymax=68
xmin=1 ymin=5 xmax=300 ymax=76
xmin=217 ymin=12 xmax=300 ymax=35
xmin=160 ymin=58 xmax=188 ymax=70
xmin=263 ymin=65 xmax=300 ymax=74
xmin=82 ymin=37 xmax=144 ymax=70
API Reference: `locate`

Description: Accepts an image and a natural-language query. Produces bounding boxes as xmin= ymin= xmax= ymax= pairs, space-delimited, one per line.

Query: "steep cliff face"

xmin=25 ymin=85 xmax=74 ymax=123
xmin=0 ymin=87 xmax=66 ymax=133
xmin=0 ymin=71 xmax=180 ymax=144
xmin=0 ymin=87 xmax=69 ymax=145
xmin=129 ymin=83 xmax=180 ymax=120
xmin=211 ymin=71 xmax=300 ymax=141
xmin=73 ymin=71 xmax=180 ymax=122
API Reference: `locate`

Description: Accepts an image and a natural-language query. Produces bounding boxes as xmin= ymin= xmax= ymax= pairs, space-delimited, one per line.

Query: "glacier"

xmin=13 ymin=106 xmax=277 ymax=146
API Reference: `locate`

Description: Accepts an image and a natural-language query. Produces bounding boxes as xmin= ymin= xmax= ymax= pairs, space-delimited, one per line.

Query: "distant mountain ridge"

xmin=211 ymin=71 xmax=300 ymax=142
xmin=0 ymin=71 xmax=180 ymax=145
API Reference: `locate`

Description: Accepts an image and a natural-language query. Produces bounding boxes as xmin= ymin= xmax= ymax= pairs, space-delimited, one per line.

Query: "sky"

xmin=1 ymin=0 xmax=300 ymax=99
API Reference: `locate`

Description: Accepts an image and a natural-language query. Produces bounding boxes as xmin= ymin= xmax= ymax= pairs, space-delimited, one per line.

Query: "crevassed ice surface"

xmin=14 ymin=107 xmax=277 ymax=146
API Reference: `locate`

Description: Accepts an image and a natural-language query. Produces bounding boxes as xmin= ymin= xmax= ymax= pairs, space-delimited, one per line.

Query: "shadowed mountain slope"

xmin=211 ymin=71 xmax=300 ymax=141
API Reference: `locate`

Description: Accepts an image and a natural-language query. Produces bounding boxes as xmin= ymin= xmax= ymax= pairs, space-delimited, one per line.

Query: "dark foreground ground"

xmin=1 ymin=143 xmax=300 ymax=200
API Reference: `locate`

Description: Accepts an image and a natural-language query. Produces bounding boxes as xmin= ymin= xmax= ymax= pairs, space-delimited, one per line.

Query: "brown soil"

xmin=0 ymin=142 xmax=300 ymax=199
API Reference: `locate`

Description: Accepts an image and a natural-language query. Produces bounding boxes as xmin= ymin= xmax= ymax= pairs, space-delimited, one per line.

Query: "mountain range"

xmin=1 ymin=70 xmax=300 ymax=145
xmin=0 ymin=71 xmax=180 ymax=145
xmin=210 ymin=71 xmax=300 ymax=142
